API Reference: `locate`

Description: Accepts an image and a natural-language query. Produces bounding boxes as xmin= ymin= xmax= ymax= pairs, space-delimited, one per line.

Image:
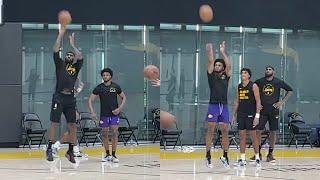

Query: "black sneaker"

xmin=206 ymin=157 xmax=213 ymax=168
xmin=65 ymin=150 xmax=76 ymax=164
xmin=235 ymin=159 xmax=247 ymax=167
xmin=255 ymin=159 xmax=262 ymax=168
xmin=249 ymin=154 xmax=262 ymax=162
xmin=266 ymin=153 xmax=276 ymax=163
xmin=46 ymin=148 xmax=54 ymax=162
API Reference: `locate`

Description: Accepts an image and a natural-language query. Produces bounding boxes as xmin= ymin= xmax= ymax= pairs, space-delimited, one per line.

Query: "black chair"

xmin=287 ymin=112 xmax=313 ymax=148
xmin=152 ymin=108 xmax=161 ymax=143
xmin=78 ymin=112 xmax=102 ymax=147
xmin=155 ymin=111 xmax=182 ymax=150
xmin=248 ymin=130 xmax=270 ymax=148
xmin=161 ymin=121 xmax=182 ymax=150
xmin=118 ymin=112 xmax=139 ymax=146
xmin=213 ymin=124 xmax=239 ymax=149
xmin=22 ymin=113 xmax=47 ymax=148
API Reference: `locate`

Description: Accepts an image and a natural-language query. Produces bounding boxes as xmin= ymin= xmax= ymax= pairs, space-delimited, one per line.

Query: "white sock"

xmin=73 ymin=145 xmax=80 ymax=153
xmin=53 ymin=141 xmax=61 ymax=148
xmin=241 ymin=154 xmax=246 ymax=161
xmin=255 ymin=153 xmax=260 ymax=160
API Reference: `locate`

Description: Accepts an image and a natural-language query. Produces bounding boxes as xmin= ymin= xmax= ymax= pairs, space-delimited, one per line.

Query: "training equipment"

xmin=199 ymin=5 xmax=214 ymax=23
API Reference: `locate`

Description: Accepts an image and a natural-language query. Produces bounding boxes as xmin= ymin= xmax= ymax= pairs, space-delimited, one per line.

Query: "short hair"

xmin=266 ymin=65 xmax=275 ymax=70
xmin=241 ymin=68 xmax=252 ymax=78
xmin=100 ymin=68 xmax=113 ymax=77
xmin=214 ymin=59 xmax=226 ymax=69
xmin=66 ymin=51 xmax=75 ymax=56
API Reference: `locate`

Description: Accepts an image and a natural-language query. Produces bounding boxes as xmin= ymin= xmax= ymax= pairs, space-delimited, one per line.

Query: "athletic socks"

xmin=206 ymin=150 xmax=211 ymax=159
xmin=241 ymin=153 xmax=246 ymax=160
xmin=255 ymin=153 xmax=260 ymax=160
xmin=112 ymin=151 xmax=116 ymax=157
xmin=48 ymin=140 xmax=53 ymax=149
xmin=259 ymin=145 xmax=262 ymax=154
xmin=269 ymin=147 xmax=273 ymax=154
xmin=68 ymin=143 xmax=74 ymax=152
xmin=106 ymin=150 xmax=110 ymax=156
xmin=223 ymin=150 xmax=228 ymax=158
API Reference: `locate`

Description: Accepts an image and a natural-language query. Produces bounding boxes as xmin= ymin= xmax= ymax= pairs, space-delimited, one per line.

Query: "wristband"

xmin=255 ymin=113 xmax=260 ymax=118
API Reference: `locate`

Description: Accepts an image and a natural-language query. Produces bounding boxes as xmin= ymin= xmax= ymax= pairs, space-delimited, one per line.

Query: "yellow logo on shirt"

xmin=239 ymin=89 xmax=249 ymax=100
xmin=66 ymin=64 xmax=76 ymax=76
xmin=263 ymin=84 xmax=274 ymax=96
xmin=109 ymin=87 xmax=116 ymax=93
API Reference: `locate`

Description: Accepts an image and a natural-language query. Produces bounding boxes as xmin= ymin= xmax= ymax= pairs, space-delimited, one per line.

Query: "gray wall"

xmin=0 ymin=23 xmax=22 ymax=147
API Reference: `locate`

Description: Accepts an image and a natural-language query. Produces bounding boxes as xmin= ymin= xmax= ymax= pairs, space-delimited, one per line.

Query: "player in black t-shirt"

xmin=233 ymin=68 xmax=262 ymax=167
xmin=88 ymin=68 xmax=126 ymax=163
xmin=250 ymin=66 xmax=293 ymax=163
xmin=46 ymin=25 xmax=83 ymax=164
xmin=205 ymin=41 xmax=232 ymax=168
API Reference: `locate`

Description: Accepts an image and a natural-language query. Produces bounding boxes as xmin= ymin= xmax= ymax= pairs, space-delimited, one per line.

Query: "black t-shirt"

xmin=53 ymin=52 xmax=83 ymax=93
xmin=207 ymin=71 xmax=230 ymax=104
xmin=93 ymin=82 xmax=122 ymax=117
xmin=255 ymin=77 xmax=293 ymax=111
xmin=238 ymin=81 xmax=256 ymax=116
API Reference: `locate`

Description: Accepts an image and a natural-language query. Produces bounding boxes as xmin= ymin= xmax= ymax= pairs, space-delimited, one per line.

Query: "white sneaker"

xmin=102 ymin=155 xmax=112 ymax=162
xmin=255 ymin=159 xmax=262 ymax=168
xmin=111 ymin=156 xmax=119 ymax=163
xmin=52 ymin=142 xmax=61 ymax=158
xmin=74 ymin=151 xmax=88 ymax=159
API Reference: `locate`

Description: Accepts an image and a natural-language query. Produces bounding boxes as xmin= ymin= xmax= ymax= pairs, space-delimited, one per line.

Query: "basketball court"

xmin=161 ymin=147 xmax=320 ymax=180
xmin=0 ymin=145 xmax=159 ymax=180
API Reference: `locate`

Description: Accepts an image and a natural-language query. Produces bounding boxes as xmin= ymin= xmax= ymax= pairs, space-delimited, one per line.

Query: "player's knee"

xmin=102 ymin=130 xmax=109 ymax=138
xmin=206 ymin=127 xmax=214 ymax=134
xmin=51 ymin=122 xmax=60 ymax=128
xmin=221 ymin=127 xmax=229 ymax=135
xmin=112 ymin=129 xmax=119 ymax=136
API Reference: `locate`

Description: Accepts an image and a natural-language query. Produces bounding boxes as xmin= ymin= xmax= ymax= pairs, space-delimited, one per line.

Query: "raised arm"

xmin=53 ymin=25 xmax=67 ymax=53
xmin=69 ymin=32 xmax=83 ymax=60
xmin=219 ymin=41 xmax=232 ymax=77
xmin=206 ymin=43 xmax=216 ymax=74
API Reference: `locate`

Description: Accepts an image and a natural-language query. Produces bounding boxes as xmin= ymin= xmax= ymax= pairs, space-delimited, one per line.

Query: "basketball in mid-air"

xmin=58 ymin=10 xmax=72 ymax=25
xmin=199 ymin=5 xmax=214 ymax=23
xmin=143 ymin=65 xmax=160 ymax=81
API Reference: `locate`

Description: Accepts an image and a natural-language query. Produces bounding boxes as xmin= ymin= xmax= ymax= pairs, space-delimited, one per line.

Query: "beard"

xmin=265 ymin=73 xmax=273 ymax=77
xmin=103 ymin=78 xmax=111 ymax=83
xmin=214 ymin=68 xmax=224 ymax=73
xmin=65 ymin=58 xmax=73 ymax=63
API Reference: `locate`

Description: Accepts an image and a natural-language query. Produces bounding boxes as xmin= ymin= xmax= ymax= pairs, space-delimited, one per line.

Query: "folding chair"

xmin=213 ymin=124 xmax=239 ymax=149
xmin=78 ymin=112 xmax=102 ymax=147
xmin=161 ymin=121 xmax=182 ymax=150
xmin=287 ymin=112 xmax=313 ymax=148
xmin=22 ymin=113 xmax=47 ymax=148
xmin=248 ymin=129 xmax=270 ymax=148
xmin=152 ymin=108 xmax=161 ymax=143
xmin=118 ymin=112 xmax=139 ymax=146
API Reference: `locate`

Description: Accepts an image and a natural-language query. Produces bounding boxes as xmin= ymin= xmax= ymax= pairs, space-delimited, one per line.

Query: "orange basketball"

xmin=199 ymin=4 xmax=214 ymax=23
xmin=160 ymin=111 xmax=176 ymax=129
xmin=143 ymin=65 xmax=159 ymax=81
xmin=58 ymin=10 xmax=72 ymax=25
